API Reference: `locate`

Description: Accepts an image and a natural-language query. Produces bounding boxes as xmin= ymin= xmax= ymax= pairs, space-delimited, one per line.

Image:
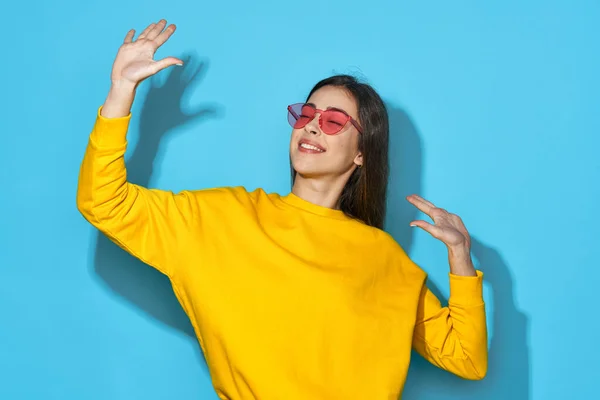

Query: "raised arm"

xmin=404 ymin=194 xmax=488 ymax=379
xmin=76 ymin=20 xmax=194 ymax=279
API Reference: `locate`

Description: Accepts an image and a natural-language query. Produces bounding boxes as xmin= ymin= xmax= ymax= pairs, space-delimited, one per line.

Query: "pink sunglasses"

xmin=287 ymin=103 xmax=363 ymax=135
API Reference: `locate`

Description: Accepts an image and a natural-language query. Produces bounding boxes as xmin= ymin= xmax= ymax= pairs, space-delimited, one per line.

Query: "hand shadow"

xmin=92 ymin=52 xmax=221 ymax=371
xmin=385 ymin=104 xmax=531 ymax=400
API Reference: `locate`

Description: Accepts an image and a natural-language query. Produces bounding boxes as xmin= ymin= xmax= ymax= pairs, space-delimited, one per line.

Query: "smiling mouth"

xmin=298 ymin=143 xmax=325 ymax=153
xmin=298 ymin=141 xmax=326 ymax=153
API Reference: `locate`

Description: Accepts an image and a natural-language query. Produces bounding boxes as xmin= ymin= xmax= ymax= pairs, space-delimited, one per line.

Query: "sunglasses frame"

xmin=287 ymin=103 xmax=363 ymax=135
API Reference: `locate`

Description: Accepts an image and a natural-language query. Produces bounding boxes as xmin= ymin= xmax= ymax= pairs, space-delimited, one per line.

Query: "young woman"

xmin=77 ymin=19 xmax=487 ymax=400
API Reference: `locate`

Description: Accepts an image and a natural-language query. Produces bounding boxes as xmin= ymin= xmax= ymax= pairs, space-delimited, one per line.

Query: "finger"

xmin=150 ymin=57 xmax=184 ymax=75
xmin=138 ymin=22 xmax=156 ymax=39
xmin=410 ymin=220 xmax=443 ymax=238
xmin=412 ymin=194 xmax=436 ymax=208
xmin=123 ymin=29 xmax=135 ymax=44
xmin=154 ymin=24 xmax=176 ymax=48
xmin=146 ymin=19 xmax=167 ymax=40
xmin=406 ymin=194 xmax=435 ymax=216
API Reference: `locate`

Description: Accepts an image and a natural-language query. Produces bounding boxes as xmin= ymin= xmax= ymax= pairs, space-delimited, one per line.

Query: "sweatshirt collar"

xmin=279 ymin=192 xmax=352 ymax=220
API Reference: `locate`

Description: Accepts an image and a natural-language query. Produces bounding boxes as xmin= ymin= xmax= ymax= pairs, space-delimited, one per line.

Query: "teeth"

xmin=300 ymin=143 xmax=324 ymax=152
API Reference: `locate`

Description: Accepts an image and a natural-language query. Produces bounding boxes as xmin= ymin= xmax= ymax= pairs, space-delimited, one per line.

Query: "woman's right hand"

xmin=111 ymin=19 xmax=183 ymax=88
xmin=101 ymin=19 xmax=182 ymax=118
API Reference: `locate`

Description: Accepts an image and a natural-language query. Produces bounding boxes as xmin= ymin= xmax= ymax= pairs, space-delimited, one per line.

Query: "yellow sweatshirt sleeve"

xmin=76 ymin=106 xmax=200 ymax=279
xmin=411 ymin=271 xmax=488 ymax=380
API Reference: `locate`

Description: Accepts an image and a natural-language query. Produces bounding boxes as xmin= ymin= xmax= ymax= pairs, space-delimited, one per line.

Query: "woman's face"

xmin=289 ymin=86 xmax=363 ymax=180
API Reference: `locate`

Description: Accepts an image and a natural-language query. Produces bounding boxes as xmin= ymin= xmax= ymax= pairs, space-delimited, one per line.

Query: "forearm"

xmin=77 ymin=80 xmax=139 ymax=228
xmin=76 ymin=105 xmax=133 ymax=226
xmin=446 ymin=245 xmax=487 ymax=378
xmin=413 ymin=243 xmax=488 ymax=379
xmin=414 ymin=273 xmax=488 ymax=380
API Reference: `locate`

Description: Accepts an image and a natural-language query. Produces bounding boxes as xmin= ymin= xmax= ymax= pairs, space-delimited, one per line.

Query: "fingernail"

xmin=176 ymin=63 xmax=183 ymax=66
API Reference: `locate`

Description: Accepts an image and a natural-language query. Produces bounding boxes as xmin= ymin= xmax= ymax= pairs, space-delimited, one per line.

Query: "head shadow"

xmin=91 ymin=51 xmax=222 ymax=372
xmin=384 ymin=104 xmax=531 ymax=400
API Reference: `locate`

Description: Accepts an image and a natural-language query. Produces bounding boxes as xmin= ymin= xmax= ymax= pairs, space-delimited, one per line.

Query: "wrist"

xmin=448 ymin=244 xmax=476 ymax=276
xmin=448 ymin=243 xmax=471 ymax=258
xmin=110 ymin=78 xmax=137 ymax=92
xmin=101 ymin=82 xmax=136 ymax=119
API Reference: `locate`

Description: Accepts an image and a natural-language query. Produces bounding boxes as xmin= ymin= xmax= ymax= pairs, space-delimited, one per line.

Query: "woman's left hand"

xmin=406 ymin=194 xmax=476 ymax=276
xmin=406 ymin=194 xmax=470 ymax=248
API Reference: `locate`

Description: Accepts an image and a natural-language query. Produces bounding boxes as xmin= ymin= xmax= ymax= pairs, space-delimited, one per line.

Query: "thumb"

xmin=410 ymin=220 xmax=441 ymax=237
xmin=150 ymin=57 xmax=184 ymax=74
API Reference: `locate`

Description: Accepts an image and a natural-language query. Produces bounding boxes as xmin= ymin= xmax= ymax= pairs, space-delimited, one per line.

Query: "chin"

xmin=290 ymin=158 xmax=323 ymax=178
xmin=290 ymin=148 xmax=349 ymax=180
xmin=292 ymin=163 xmax=320 ymax=178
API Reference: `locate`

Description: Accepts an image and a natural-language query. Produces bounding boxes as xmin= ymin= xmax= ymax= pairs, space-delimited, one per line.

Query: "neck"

xmin=291 ymin=170 xmax=354 ymax=209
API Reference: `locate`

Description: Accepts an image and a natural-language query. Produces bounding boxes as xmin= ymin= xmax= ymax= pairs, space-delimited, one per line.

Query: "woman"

xmin=77 ymin=19 xmax=487 ymax=399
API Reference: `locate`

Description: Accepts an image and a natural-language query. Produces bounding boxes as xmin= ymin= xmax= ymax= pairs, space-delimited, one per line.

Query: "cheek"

xmin=289 ymin=130 xmax=304 ymax=155
xmin=290 ymin=129 xmax=302 ymax=144
xmin=328 ymin=137 xmax=357 ymax=160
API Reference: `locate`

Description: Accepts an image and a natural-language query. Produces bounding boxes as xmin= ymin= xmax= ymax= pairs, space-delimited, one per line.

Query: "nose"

xmin=304 ymin=112 xmax=322 ymax=135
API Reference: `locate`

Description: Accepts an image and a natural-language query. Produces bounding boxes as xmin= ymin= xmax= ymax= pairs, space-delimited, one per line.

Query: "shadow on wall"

xmin=91 ymin=53 xmax=220 ymax=375
xmin=384 ymin=104 xmax=531 ymax=400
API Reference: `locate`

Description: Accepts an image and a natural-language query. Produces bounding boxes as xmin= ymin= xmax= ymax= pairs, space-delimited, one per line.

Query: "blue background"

xmin=1 ymin=1 xmax=598 ymax=399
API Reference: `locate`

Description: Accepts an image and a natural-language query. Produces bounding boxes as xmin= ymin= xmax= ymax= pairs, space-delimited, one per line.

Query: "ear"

xmin=354 ymin=151 xmax=363 ymax=167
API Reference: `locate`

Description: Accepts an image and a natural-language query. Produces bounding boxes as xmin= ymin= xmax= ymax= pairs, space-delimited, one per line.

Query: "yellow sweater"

xmin=76 ymin=107 xmax=487 ymax=399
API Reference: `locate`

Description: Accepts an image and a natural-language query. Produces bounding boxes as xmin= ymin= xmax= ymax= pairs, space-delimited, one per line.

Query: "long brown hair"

xmin=291 ymin=74 xmax=390 ymax=229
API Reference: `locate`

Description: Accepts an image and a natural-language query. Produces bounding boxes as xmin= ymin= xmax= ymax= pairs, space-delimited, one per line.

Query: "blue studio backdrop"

xmin=1 ymin=1 xmax=598 ymax=399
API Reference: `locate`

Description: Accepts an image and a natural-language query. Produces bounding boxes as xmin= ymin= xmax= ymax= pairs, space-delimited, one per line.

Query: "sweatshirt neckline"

xmin=279 ymin=192 xmax=351 ymax=220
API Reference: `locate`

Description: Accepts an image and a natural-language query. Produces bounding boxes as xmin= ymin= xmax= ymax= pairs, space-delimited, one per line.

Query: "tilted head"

xmin=288 ymin=74 xmax=389 ymax=229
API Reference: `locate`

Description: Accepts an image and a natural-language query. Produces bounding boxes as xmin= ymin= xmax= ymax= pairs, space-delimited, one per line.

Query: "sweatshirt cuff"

xmin=89 ymin=105 xmax=132 ymax=148
xmin=448 ymin=270 xmax=484 ymax=307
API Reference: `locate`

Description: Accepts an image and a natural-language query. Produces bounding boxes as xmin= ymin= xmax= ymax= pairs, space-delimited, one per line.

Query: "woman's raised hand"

xmin=101 ymin=20 xmax=183 ymax=118
xmin=111 ymin=19 xmax=183 ymax=89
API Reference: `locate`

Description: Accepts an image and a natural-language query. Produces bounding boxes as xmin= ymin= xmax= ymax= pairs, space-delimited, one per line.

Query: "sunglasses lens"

xmin=321 ymin=110 xmax=349 ymax=134
xmin=287 ymin=103 xmax=315 ymax=129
